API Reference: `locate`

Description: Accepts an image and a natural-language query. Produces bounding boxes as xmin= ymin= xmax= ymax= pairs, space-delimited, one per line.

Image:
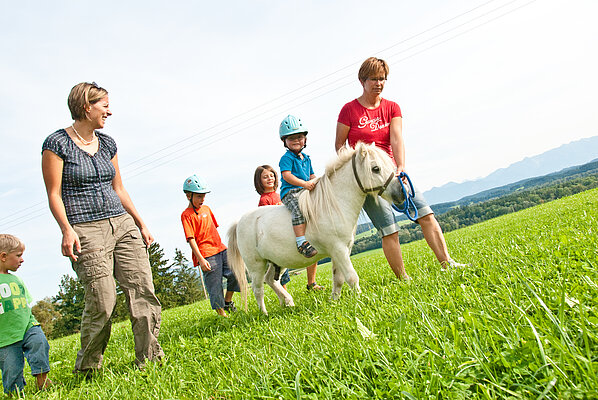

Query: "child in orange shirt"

xmin=253 ymin=165 xmax=324 ymax=291
xmin=181 ymin=175 xmax=239 ymax=317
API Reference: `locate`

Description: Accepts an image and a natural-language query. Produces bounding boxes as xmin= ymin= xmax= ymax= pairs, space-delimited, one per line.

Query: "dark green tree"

xmin=51 ymin=275 xmax=85 ymax=338
xmin=148 ymin=242 xmax=177 ymax=309
xmin=171 ymin=248 xmax=205 ymax=305
xmin=31 ymin=297 xmax=61 ymax=339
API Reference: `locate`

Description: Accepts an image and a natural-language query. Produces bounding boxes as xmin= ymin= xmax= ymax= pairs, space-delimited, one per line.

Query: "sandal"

xmin=306 ymin=282 xmax=324 ymax=291
xmin=224 ymin=301 xmax=237 ymax=313
xmin=297 ymin=240 xmax=318 ymax=258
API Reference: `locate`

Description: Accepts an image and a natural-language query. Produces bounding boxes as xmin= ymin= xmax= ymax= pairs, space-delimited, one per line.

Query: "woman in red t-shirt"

xmin=335 ymin=57 xmax=466 ymax=280
xmin=253 ymin=165 xmax=324 ymax=291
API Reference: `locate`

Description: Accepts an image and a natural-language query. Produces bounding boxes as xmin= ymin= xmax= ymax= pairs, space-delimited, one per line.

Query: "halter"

xmin=351 ymin=153 xmax=395 ymax=197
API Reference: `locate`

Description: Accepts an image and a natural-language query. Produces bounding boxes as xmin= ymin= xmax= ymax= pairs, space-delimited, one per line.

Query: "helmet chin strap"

xmin=190 ymin=192 xmax=199 ymax=215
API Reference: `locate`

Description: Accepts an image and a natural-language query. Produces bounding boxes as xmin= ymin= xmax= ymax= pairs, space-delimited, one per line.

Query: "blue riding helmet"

xmin=183 ymin=174 xmax=210 ymax=193
xmin=279 ymin=114 xmax=308 ymax=140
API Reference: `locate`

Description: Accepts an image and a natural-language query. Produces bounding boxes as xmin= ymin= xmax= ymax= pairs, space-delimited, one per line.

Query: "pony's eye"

xmin=372 ymin=166 xmax=380 ymax=173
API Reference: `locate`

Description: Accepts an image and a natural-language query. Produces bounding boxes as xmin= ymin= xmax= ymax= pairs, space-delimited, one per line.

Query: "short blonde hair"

xmin=358 ymin=57 xmax=389 ymax=82
xmin=68 ymin=82 xmax=108 ymax=121
xmin=0 ymin=234 xmax=24 ymax=254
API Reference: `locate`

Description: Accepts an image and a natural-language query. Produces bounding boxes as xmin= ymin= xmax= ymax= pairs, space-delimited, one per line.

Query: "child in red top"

xmin=254 ymin=165 xmax=283 ymax=206
xmin=253 ymin=165 xmax=324 ymax=291
xmin=181 ymin=174 xmax=239 ymax=317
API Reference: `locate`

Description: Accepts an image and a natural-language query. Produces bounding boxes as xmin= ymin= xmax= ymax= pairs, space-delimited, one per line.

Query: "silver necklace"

xmin=71 ymin=124 xmax=96 ymax=145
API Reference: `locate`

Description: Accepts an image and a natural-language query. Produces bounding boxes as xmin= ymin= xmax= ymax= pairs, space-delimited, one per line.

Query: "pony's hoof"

xmin=280 ymin=297 xmax=295 ymax=307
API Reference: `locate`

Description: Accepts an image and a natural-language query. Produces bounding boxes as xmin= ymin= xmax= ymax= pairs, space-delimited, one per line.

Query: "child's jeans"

xmin=202 ymin=249 xmax=240 ymax=310
xmin=0 ymin=326 xmax=50 ymax=394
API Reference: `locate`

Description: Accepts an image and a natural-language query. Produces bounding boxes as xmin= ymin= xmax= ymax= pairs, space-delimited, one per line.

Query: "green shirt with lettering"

xmin=0 ymin=274 xmax=39 ymax=348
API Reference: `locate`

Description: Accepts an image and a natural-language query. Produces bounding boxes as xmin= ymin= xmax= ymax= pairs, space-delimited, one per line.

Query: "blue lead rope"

xmin=391 ymin=172 xmax=418 ymax=222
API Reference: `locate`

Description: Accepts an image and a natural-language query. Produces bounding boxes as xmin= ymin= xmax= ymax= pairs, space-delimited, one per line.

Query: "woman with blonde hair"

xmin=41 ymin=82 xmax=164 ymax=373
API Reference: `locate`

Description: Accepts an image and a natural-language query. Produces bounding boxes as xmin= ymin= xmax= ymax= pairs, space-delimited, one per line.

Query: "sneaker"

xmin=297 ymin=240 xmax=318 ymax=258
xmin=306 ymin=282 xmax=324 ymax=291
xmin=224 ymin=301 xmax=237 ymax=313
xmin=442 ymin=259 xmax=468 ymax=269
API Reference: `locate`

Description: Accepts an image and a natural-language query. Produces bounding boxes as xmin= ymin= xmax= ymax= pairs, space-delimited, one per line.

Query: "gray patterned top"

xmin=42 ymin=129 xmax=126 ymax=225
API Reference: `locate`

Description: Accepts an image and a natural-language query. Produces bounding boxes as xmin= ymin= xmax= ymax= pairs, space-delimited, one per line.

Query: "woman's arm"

xmin=389 ymin=117 xmax=405 ymax=173
xmin=41 ymin=150 xmax=81 ymax=261
xmin=111 ymin=154 xmax=154 ymax=246
xmin=335 ymin=122 xmax=350 ymax=152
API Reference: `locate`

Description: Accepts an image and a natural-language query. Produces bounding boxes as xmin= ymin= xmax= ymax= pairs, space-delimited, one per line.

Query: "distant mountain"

xmin=430 ymin=158 xmax=598 ymax=215
xmin=423 ymin=136 xmax=598 ymax=204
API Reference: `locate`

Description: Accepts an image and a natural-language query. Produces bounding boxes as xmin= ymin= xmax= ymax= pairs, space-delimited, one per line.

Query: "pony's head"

xmin=348 ymin=142 xmax=406 ymax=206
xmin=299 ymin=142 xmax=406 ymax=227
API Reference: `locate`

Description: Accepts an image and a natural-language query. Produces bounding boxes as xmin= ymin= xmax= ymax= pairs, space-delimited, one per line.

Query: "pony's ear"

xmin=358 ymin=142 xmax=369 ymax=158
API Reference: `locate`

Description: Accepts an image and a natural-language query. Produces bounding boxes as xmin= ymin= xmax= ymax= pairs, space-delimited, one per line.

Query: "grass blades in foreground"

xmin=14 ymin=189 xmax=598 ymax=399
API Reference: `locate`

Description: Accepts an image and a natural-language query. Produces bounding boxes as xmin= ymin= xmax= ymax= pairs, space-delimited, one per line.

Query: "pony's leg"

xmin=249 ymin=264 xmax=269 ymax=315
xmin=331 ymin=262 xmax=345 ymax=301
xmin=330 ymin=249 xmax=361 ymax=300
xmin=264 ymin=264 xmax=295 ymax=307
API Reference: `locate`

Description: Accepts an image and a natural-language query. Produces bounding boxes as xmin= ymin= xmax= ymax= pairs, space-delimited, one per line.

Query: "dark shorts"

xmin=202 ymin=249 xmax=240 ymax=310
xmin=282 ymin=188 xmax=306 ymax=226
xmin=363 ymin=185 xmax=433 ymax=237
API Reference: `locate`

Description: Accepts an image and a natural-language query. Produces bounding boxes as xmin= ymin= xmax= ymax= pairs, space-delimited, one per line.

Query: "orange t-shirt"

xmin=181 ymin=205 xmax=227 ymax=265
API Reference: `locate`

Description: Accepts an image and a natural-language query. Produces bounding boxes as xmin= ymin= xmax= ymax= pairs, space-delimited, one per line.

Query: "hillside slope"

xmin=430 ymin=158 xmax=598 ymax=215
xmin=36 ymin=189 xmax=598 ymax=399
xmin=424 ymin=135 xmax=598 ymax=203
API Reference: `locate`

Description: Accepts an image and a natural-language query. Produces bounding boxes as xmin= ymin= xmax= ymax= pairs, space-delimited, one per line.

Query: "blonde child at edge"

xmin=180 ymin=175 xmax=240 ymax=317
xmin=0 ymin=234 xmax=52 ymax=395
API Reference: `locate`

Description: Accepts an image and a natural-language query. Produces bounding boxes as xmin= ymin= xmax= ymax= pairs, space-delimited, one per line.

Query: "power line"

xmin=0 ymin=0 xmax=537 ymax=230
xmin=123 ymin=0 xmax=536 ymax=177
xmin=120 ymin=0 xmax=503 ymax=171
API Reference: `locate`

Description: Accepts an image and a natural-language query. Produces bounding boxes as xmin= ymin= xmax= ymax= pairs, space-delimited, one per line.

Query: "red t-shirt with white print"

xmin=337 ymin=98 xmax=402 ymax=159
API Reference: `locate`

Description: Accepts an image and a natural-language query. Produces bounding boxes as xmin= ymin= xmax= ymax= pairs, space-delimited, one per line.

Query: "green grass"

xmin=13 ymin=189 xmax=598 ymax=399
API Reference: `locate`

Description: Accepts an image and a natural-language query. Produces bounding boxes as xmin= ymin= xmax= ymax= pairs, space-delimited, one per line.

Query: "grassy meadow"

xmin=11 ymin=189 xmax=598 ymax=399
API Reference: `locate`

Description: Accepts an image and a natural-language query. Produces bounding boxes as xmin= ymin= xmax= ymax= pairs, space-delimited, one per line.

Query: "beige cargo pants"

xmin=71 ymin=213 xmax=164 ymax=370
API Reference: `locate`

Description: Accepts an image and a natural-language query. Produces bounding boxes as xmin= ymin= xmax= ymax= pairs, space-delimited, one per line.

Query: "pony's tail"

xmin=227 ymin=222 xmax=248 ymax=311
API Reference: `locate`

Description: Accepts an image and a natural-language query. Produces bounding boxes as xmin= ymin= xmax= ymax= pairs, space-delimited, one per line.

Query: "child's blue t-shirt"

xmin=279 ymin=150 xmax=314 ymax=199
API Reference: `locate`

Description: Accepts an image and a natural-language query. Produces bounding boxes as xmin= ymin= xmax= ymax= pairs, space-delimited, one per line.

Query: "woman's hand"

xmin=62 ymin=227 xmax=81 ymax=262
xmin=139 ymin=225 xmax=154 ymax=247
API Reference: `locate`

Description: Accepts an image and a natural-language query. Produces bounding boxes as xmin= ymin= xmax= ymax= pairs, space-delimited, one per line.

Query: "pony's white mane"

xmin=298 ymin=142 xmax=389 ymax=229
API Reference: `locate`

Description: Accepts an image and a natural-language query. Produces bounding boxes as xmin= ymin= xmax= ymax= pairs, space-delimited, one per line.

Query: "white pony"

xmin=227 ymin=142 xmax=406 ymax=314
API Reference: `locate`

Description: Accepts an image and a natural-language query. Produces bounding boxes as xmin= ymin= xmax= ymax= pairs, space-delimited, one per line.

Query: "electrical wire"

xmin=0 ymin=0 xmax=537 ymax=230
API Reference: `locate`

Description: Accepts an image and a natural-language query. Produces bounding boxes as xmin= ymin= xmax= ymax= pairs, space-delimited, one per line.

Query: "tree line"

xmin=32 ymin=243 xmax=205 ymax=339
xmin=350 ymin=174 xmax=598 ymax=255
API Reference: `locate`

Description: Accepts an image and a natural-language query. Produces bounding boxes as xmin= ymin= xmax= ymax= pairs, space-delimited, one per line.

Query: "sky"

xmin=1 ymin=0 xmax=597 ymax=302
